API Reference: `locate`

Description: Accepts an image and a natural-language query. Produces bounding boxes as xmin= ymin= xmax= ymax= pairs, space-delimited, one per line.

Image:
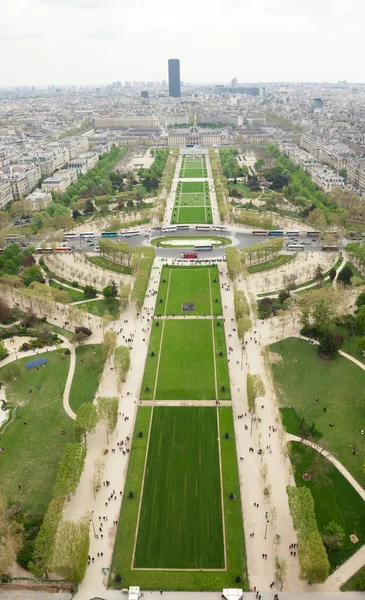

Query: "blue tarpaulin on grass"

xmin=25 ymin=357 xmax=48 ymax=370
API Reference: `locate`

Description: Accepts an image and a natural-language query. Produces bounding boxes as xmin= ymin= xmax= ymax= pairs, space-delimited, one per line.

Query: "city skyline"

xmin=1 ymin=0 xmax=365 ymax=86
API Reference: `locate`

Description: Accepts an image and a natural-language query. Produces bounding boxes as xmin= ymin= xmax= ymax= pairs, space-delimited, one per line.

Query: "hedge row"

xmin=287 ymin=485 xmax=330 ymax=583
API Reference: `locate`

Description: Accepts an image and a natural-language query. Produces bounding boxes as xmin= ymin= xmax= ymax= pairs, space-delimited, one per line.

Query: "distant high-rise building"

xmin=141 ymin=90 xmax=149 ymax=98
xmin=168 ymin=59 xmax=181 ymax=98
xmin=231 ymin=77 xmax=238 ymax=88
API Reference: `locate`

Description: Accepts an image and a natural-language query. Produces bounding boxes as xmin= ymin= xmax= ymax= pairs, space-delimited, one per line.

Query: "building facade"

xmin=168 ymin=59 xmax=181 ymax=98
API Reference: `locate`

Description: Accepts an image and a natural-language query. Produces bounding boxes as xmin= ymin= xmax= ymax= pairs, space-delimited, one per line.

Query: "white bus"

xmin=196 ymin=225 xmax=211 ymax=231
xmin=162 ymin=226 xmax=177 ymax=232
xmin=194 ymin=244 xmax=213 ymax=251
xmin=120 ymin=230 xmax=141 ymax=238
xmin=64 ymin=233 xmax=78 ymax=240
xmin=286 ymin=231 xmax=299 ymax=237
xmin=79 ymin=232 xmax=95 ymax=238
xmin=287 ymin=244 xmax=304 ymax=251
xmin=176 ymin=224 xmax=190 ymax=231
xmin=213 ymin=225 xmax=227 ymax=231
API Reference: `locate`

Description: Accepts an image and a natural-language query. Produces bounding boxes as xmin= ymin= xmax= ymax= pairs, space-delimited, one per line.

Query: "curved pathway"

xmin=286 ymin=434 xmax=365 ymax=500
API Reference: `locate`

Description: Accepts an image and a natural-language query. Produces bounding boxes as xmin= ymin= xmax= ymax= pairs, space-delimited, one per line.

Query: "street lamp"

xmin=264 ymin=519 xmax=270 ymax=540
xmin=58 ymin=381 xmax=62 ymax=397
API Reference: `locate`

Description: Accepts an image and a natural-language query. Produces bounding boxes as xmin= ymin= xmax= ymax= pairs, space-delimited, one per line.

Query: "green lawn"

xmin=141 ymin=319 xmax=230 ymax=400
xmin=228 ymin=183 xmax=261 ymax=199
xmin=110 ymin=406 xmax=248 ymax=590
xmin=86 ymin=255 xmax=132 ymax=274
xmin=289 ymin=442 xmax=365 ymax=571
xmin=151 ymin=236 xmax=230 ymax=249
xmin=48 ymin=279 xmax=85 ymax=302
xmin=179 ymin=158 xmax=207 ymax=179
xmin=248 ymin=254 xmax=296 ymax=274
xmin=180 ymin=182 xmax=207 ymax=193
xmin=156 ymin=265 xmax=222 ymax=316
xmin=68 ymin=344 xmax=105 ymax=413
xmin=175 ymin=193 xmax=210 ymax=207
xmin=50 ymin=325 xmax=74 ymax=340
xmin=134 ymin=407 xmax=224 ymax=568
xmin=77 ymin=298 xmax=120 ymax=319
xmin=172 ymin=207 xmax=212 ymax=224
xmin=341 ymin=566 xmax=365 ymax=591
xmin=0 ymin=350 xmax=73 ymax=514
xmin=270 ymin=337 xmax=365 ymax=486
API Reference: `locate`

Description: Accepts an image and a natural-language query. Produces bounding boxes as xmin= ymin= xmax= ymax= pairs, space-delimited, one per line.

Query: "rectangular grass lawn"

xmin=68 ymin=344 xmax=105 ymax=413
xmin=156 ymin=320 xmax=215 ymax=400
xmin=175 ymin=193 xmax=209 ymax=207
xmin=110 ymin=406 xmax=247 ymax=589
xmin=134 ymin=406 xmax=224 ymax=569
xmin=270 ymin=337 xmax=365 ymax=486
xmin=156 ymin=265 xmax=223 ymax=316
xmin=141 ymin=319 xmax=230 ymax=400
xmin=181 ymin=182 xmax=206 ymax=193
xmin=173 ymin=207 xmax=212 ymax=224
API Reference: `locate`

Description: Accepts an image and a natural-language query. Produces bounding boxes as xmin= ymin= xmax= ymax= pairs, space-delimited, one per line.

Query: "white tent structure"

xmin=128 ymin=586 xmax=140 ymax=600
xmin=222 ymin=588 xmax=243 ymax=600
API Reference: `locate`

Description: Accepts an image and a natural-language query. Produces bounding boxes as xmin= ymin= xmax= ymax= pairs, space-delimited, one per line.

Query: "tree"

xmin=246 ymin=373 xmax=265 ymax=413
xmin=0 ymin=494 xmax=23 ymax=574
xmin=314 ymin=265 xmax=324 ymax=285
xmin=23 ymin=265 xmax=43 ymax=287
xmin=0 ymin=340 xmax=8 ymax=361
xmin=356 ymin=291 xmax=365 ymax=309
xmin=355 ymin=306 xmax=365 ymax=335
xmin=119 ymin=283 xmax=131 ymax=311
xmin=84 ymin=285 xmax=97 ymax=299
xmin=329 ymin=268 xmax=336 ymax=281
xmin=53 ymin=443 xmax=86 ymax=501
xmin=322 ymin=521 xmax=345 ymax=551
xmin=275 ymin=556 xmax=288 ymax=591
xmin=114 ymin=346 xmax=130 ymax=389
xmin=90 ymin=458 xmax=106 ymax=499
xmin=358 ymin=337 xmax=365 ymax=355
xmin=338 ymin=264 xmax=353 ymax=286
xmin=74 ymin=403 xmax=98 ymax=444
xmin=29 ymin=495 xmax=65 ymax=578
xmin=103 ymin=285 xmax=113 ymax=300
xmin=102 ymin=330 xmax=117 ymax=363
xmin=98 ymin=396 xmax=118 ymax=444
xmin=51 ymin=516 xmax=89 ymax=584
xmin=318 ymin=331 xmax=338 ymax=358
xmin=237 ymin=316 xmax=252 ymax=341
xmin=307 ymin=208 xmax=327 ymax=232
xmin=0 ymin=298 xmax=12 ymax=323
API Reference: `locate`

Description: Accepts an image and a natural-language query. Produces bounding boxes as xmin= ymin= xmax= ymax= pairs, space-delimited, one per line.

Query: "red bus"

xmin=181 ymin=252 xmax=198 ymax=259
xmin=252 ymin=230 xmax=268 ymax=236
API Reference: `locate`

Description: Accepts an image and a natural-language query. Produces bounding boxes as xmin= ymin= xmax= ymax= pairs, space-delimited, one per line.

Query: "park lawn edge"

xmin=247 ymin=254 xmax=296 ymax=274
xmin=109 ymin=406 xmax=248 ymax=590
xmin=86 ymin=255 xmax=132 ymax=274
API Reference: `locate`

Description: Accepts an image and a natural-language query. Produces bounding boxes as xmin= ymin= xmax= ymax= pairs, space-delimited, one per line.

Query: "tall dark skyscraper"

xmin=168 ymin=59 xmax=181 ymax=98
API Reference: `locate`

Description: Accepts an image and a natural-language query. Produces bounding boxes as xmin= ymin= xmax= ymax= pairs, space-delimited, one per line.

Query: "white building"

xmin=42 ymin=169 xmax=77 ymax=193
xmin=26 ymin=189 xmax=52 ymax=211
xmin=0 ymin=181 xmax=13 ymax=209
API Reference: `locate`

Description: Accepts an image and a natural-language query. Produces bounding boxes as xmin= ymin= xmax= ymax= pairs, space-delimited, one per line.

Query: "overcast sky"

xmin=1 ymin=0 xmax=364 ymax=86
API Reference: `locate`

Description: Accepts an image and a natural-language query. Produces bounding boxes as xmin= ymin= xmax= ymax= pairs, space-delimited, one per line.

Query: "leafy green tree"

xmin=114 ymin=346 xmax=130 ymax=389
xmin=102 ymin=331 xmax=117 ymax=363
xmin=98 ymin=396 xmax=119 ymax=444
xmin=246 ymin=374 xmax=265 ymax=413
xmin=358 ymin=337 xmax=365 ymax=354
xmin=84 ymin=285 xmax=97 ymax=299
xmin=53 ymin=443 xmax=86 ymax=500
xmin=338 ymin=265 xmax=353 ymax=286
xmin=103 ymin=285 xmax=113 ymax=299
xmin=329 ymin=268 xmax=336 ymax=281
xmin=318 ymin=331 xmax=338 ymax=358
xmin=51 ymin=516 xmax=89 ymax=583
xmin=0 ymin=340 xmax=8 ymax=360
xmin=356 ymin=291 xmax=365 ymax=309
xmin=0 ymin=494 xmax=23 ymax=574
xmin=74 ymin=403 xmax=98 ymax=444
xmin=314 ymin=265 xmax=324 ymax=285
xmin=23 ymin=265 xmax=43 ymax=287
xmin=322 ymin=521 xmax=345 ymax=551
xmin=355 ymin=306 xmax=365 ymax=335
xmin=29 ymin=495 xmax=65 ymax=578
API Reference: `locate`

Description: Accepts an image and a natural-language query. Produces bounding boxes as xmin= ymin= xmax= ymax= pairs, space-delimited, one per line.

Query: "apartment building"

xmin=312 ymin=170 xmax=345 ymax=193
xmin=347 ymin=159 xmax=365 ymax=192
xmin=68 ymin=152 xmax=99 ymax=174
xmin=93 ymin=115 xmax=160 ymax=129
xmin=42 ymin=169 xmax=77 ymax=193
xmin=0 ymin=181 xmax=13 ymax=209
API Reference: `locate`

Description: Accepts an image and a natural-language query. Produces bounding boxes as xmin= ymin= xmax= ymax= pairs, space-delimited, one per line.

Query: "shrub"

xmin=71 ymin=281 xmax=79 ymax=288
xmin=287 ymin=486 xmax=329 ymax=583
xmin=64 ymin=348 xmax=71 ymax=356
xmin=318 ymin=331 xmax=338 ymax=358
xmin=75 ymin=326 xmax=92 ymax=337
